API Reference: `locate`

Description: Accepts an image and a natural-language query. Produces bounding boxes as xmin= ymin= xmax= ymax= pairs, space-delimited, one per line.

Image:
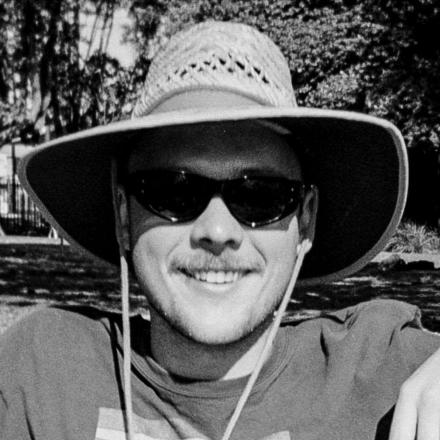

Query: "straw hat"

xmin=18 ymin=21 xmax=408 ymax=285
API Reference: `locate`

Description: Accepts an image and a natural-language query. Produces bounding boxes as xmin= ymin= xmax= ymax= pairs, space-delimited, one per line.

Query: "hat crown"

xmin=133 ymin=21 xmax=297 ymax=117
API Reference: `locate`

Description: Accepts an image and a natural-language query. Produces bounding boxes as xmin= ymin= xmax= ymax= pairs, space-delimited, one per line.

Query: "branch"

xmin=103 ymin=2 xmax=116 ymax=54
xmin=85 ymin=0 xmax=105 ymax=61
xmin=30 ymin=0 xmax=62 ymax=128
xmin=98 ymin=1 xmax=113 ymax=55
xmin=51 ymin=84 xmax=63 ymax=137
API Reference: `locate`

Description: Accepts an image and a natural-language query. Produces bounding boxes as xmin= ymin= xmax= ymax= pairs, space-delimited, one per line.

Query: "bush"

xmin=386 ymin=221 xmax=440 ymax=254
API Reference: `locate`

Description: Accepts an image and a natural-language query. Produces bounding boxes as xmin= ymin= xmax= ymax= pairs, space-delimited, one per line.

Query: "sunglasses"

xmin=124 ymin=170 xmax=310 ymax=227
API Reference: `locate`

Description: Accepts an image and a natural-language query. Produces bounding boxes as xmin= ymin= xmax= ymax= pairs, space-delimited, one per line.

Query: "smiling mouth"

xmin=179 ymin=269 xmax=248 ymax=284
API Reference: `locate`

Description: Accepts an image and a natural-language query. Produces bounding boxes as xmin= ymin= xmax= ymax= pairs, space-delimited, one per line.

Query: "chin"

xmin=169 ymin=310 xmax=270 ymax=346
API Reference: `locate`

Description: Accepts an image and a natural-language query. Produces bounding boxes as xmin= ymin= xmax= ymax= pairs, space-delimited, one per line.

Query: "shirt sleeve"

xmin=325 ymin=299 xmax=440 ymax=376
xmin=0 ymin=389 xmax=35 ymax=440
xmin=307 ymin=299 xmax=440 ymax=439
xmin=0 ymin=313 xmax=38 ymax=440
xmin=0 ymin=306 xmax=119 ymax=440
xmin=400 ymin=325 xmax=440 ymax=372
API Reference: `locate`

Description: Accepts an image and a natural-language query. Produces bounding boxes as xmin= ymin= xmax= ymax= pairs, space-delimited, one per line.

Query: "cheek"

xmin=253 ymin=217 xmax=300 ymax=267
xmin=131 ymin=232 xmax=166 ymax=300
xmin=131 ymin=223 xmax=184 ymax=276
xmin=129 ymin=198 xmax=164 ymax=248
xmin=131 ymin=226 xmax=185 ymax=314
xmin=132 ymin=231 xmax=164 ymax=268
xmin=251 ymin=217 xmax=301 ymax=296
xmin=129 ymin=204 xmax=179 ymax=294
xmin=129 ymin=198 xmax=184 ymax=260
xmin=267 ymin=236 xmax=297 ymax=287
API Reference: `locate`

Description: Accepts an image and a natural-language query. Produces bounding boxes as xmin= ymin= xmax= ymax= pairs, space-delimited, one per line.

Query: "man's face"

xmin=122 ymin=121 xmax=316 ymax=345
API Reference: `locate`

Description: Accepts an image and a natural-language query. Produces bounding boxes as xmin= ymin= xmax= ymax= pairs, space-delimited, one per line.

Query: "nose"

xmin=190 ymin=196 xmax=244 ymax=254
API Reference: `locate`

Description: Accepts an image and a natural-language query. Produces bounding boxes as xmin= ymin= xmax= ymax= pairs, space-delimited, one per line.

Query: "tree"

xmin=0 ymin=0 xmax=147 ymax=144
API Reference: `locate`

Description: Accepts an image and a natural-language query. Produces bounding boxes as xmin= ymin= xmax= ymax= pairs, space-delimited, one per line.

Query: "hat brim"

xmin=18 ymin=106 xmax=407 ymax=285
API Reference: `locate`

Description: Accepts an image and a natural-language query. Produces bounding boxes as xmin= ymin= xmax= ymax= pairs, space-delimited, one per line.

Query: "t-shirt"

xmin=0 ymin=299 xmax=439 ymax=440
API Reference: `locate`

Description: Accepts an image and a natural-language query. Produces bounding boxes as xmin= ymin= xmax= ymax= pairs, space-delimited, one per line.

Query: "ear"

xmin=114 ymin=184 xmax=131 ymax=252
xmin=299 ymin=185 xmax=319 ymax=249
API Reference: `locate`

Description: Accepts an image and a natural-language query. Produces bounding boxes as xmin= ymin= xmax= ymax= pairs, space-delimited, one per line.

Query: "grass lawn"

xmin=0 ymin=243 xmax=146 ymax=333
xmin=0 ymin=242 xmax=439 ymax=333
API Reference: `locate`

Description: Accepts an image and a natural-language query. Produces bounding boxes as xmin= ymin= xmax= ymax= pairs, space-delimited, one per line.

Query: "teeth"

xmin=189 ymin=270 xmax=241 ymax=284
xmin=207 ymin=272 xmax=217 ymax=283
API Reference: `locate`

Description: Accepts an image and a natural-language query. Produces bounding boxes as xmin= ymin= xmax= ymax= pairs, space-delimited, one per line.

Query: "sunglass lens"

xmin=129 ymin=171 xmax=209 ymax=221
xmin=226 ymin=178 xmax=302 ymax=226
xmin=128 ymin=172 xmax=304 ymax=226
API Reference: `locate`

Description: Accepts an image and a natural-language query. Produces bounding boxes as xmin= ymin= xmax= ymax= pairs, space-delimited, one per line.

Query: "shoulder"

xmin=300 ymin=299 xmax=439 ymax=374
xmin=2 ymin=306 xmax=115 ymax=342
xmin=284 ymin=300 xmax=436 ymax=369
xmin=0 ymin=306 xmax=119 ymax=373
xmin=318 ymin=299 xmax=427 ymax=356
xmin=285 ymin=299 xmax=422 ymax=342
xmin=326 ymin=299 xmax=422 ymax=331
xmin=280 ymin=300 xmax=440 ymax=416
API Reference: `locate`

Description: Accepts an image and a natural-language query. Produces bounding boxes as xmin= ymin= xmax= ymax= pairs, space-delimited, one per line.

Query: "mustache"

xmin=169 ymin=252 xmax=264 ymax=273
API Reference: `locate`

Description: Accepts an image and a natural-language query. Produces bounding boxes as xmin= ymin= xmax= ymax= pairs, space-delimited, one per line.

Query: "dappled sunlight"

xmin=0 ymin=244 xmax=146 ymax=311
xmin=0 ymin=244 xmax=439 ymax=333
xmin=290 ymin=266 xmax=440 ymax=331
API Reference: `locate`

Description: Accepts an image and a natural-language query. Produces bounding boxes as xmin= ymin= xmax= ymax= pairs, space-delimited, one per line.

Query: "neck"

xmin=149 ymin=310 xmax=274 ymax=381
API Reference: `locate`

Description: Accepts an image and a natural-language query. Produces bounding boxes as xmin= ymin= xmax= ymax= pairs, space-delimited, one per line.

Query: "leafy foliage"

xmin=386 ymin=221 xmax=440 ymax=254
xmin=2 ymin=0 xmax=439 ymax=150
xmin=127 ymin=0 xmax=440 ymax=151
xmin=0 ymin=0 xmax=148 ymax=144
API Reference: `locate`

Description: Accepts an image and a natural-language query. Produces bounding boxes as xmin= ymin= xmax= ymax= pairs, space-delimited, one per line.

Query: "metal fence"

xmin=0 ymin=178 xmax=50 ymax=235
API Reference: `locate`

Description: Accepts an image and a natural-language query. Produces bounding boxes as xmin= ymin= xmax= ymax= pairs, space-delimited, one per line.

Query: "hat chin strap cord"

xmin=112 ymin=161 xmax=311 ymax=440
xmin=119 ymin=252 xmax=134 ymax=440
xmin=111 ymin=161 xmax=135 ymax=440
xmin=221 ymin=238 xmax=311 ymax=440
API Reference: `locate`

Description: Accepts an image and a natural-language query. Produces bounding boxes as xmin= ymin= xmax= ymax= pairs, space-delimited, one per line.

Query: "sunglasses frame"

xmin=124 ymin=170 xmax=311 ymax=228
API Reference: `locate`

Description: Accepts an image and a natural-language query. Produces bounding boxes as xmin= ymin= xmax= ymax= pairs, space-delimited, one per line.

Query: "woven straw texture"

xmin=133 ymin=21 xmax=297 ymax=117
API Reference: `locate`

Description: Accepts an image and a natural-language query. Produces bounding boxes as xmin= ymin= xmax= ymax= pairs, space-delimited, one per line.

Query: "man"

xmin=1 ymin=20 xmax=440 ymax=440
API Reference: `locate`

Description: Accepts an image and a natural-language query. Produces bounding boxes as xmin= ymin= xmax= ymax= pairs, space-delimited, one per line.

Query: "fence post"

xmin=11 ymin=141 xmax=17 ymax=213
xmin=0 ymin=176 xmax=50 ymax=235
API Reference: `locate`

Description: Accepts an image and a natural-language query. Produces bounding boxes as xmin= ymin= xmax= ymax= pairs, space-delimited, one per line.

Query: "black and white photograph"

xmin=0 ymin=1 xmax=439 ymax=439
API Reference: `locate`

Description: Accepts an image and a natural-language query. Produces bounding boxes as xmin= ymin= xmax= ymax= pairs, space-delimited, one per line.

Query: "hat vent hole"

xmin=262 ymin=76 xmax=270 ymax=84
xmin=236 ymin=60 xmax=245 ymax=70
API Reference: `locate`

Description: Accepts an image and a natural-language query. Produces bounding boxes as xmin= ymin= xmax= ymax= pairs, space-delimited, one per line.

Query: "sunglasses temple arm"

xmin=221 ymin=238 xmax=312 ymax=440
xmin=111 ymin=160 xmax=135 ymax=440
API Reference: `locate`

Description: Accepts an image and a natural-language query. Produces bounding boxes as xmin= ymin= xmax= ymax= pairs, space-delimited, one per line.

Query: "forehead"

xmin=127 ymin=121 xmax=303 ymax=179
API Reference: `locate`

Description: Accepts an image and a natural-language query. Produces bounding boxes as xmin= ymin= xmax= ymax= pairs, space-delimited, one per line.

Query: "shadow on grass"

xmin=1 ymin=243 xmax=439 ymax=331
xmin=0 ymin=244 xmax=146 ymax=312
xmin=292 ymin=265 xmax=440 ymax=331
